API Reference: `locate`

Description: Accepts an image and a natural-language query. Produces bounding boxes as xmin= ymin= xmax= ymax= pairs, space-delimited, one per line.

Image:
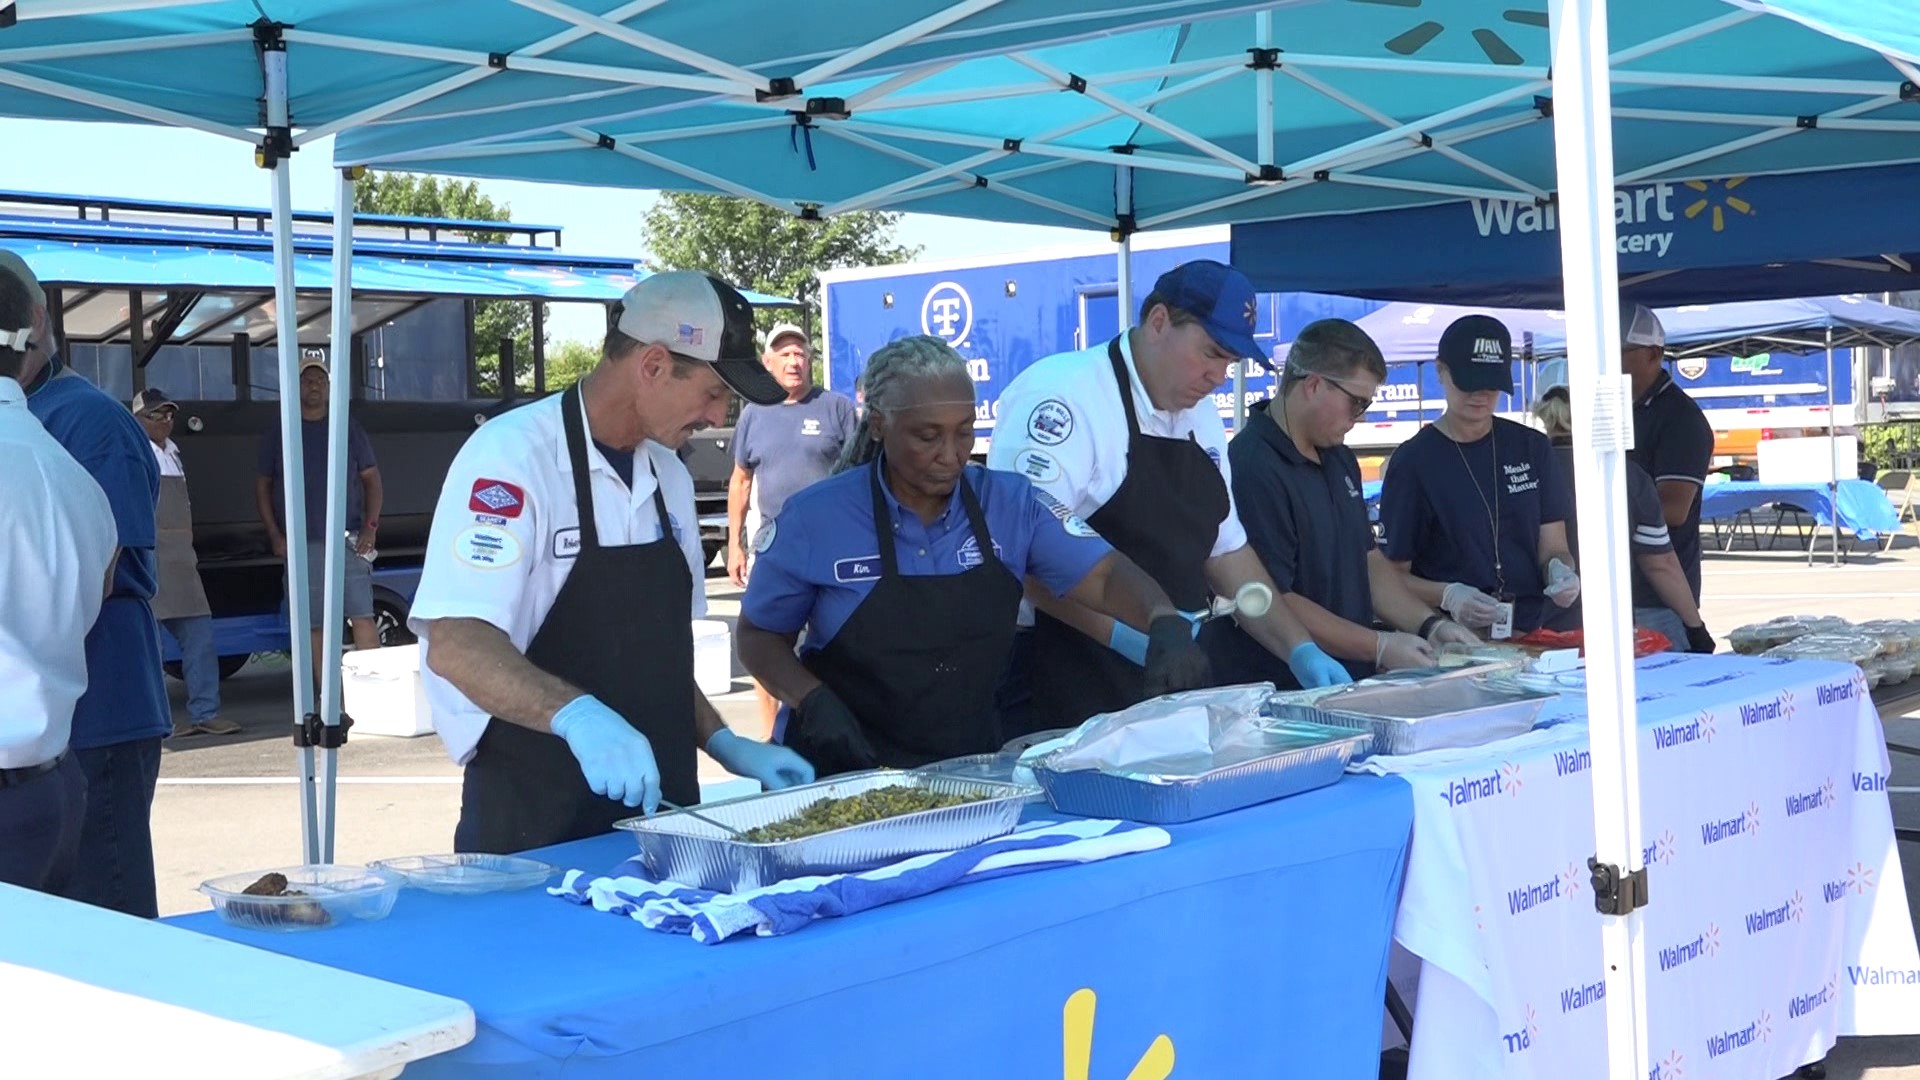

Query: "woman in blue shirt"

xmin=738 ymin=335 xmax=1211 ymax=775
xmin=1379 ymin=315 xmax=1582 ymax=637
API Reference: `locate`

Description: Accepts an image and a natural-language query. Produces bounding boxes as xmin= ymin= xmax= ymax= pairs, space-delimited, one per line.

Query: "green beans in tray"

xmin=739 ymin=786 xmax=987 ymax=843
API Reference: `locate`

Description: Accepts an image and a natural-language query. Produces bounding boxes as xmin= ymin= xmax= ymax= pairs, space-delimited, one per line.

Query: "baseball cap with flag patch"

xmin=1436 ymin=314 xmax=1515 ymax=395
xmin=614 ymin=271 xmax=784 ymax=406
xmin=1145 ymin=260 xmax=1264 ymax=361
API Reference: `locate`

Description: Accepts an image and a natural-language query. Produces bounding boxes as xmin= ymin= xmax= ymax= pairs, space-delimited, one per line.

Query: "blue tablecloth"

xmin=1700 ymin=479 xmax=1900 ymax=539
xmin=171 ymin=776 xmax=1413 ymax=1078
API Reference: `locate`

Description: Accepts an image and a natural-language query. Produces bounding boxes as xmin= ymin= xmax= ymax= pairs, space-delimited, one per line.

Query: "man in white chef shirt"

xmin=410 ymin=272 xmax=815 ymax=854
xmin=987 ymin=259 xmax=1348 ymax=736
xmin=0 ymin=267 xmax=119 ymax=895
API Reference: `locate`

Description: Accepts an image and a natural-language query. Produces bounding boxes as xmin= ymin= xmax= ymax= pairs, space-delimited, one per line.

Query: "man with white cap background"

xmin=411 ymin=271 xmax=815 ymax=854
xmin=726 ymin=322 xmax=857 ymax=732
xmin=1620 ymin=300 xmax=1714 ymax=604
xmin=0 ymin=249 xmax=168 ymax=918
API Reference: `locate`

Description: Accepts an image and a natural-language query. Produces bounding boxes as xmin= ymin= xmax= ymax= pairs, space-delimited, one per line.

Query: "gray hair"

xmin=834 ymin=334 xmax=975 ymax=473
xmin=1280 ymin=318 xmax=1387 ymax=394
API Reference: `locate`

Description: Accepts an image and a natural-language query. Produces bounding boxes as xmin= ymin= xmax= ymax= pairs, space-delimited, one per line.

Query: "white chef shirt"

xmin=0 ymin=376 xmax=118 ymax=769
xmin=409 ymin=390 xmax=708 ymax=764
xmin=986 ymin=332 xmax=1248 ymax=558
xmin=149 ymin=437 xmax=184 ymax=477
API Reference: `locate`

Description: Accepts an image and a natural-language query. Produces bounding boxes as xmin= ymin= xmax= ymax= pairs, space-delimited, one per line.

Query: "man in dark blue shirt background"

xmin=2 ymin=252 xmax=168 ymax=918
xmin=1621 ymin=302 xmax=1714 ymax=601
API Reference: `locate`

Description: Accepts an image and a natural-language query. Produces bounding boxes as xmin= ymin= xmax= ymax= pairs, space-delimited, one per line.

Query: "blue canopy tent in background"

xmin=0 ymin=0 xmax=1282 ymax=868
xmin=6 ymin=1 xmax=1920 ymax=1074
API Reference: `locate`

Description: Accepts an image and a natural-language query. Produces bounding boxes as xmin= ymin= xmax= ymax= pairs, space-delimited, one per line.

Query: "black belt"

xmin=0 ymin=751 xmax=67 ymax=789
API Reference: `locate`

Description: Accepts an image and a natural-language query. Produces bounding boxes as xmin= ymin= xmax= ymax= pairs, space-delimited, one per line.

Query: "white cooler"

xmin=340 ymin=644 xmax=432 ymax=738
xmin=693 ymin=619 xmax=734 ymax=698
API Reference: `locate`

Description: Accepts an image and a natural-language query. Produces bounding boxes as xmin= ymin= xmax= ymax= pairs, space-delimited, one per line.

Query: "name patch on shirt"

xmin=455 ymin=525 xmax=522 ymax=569
xmin=834 ymin=556 xmax=883 ymax=583
xmin=957 ymin=536 xmax=1005 ymax=569
xmin=1027 ymin=399 xmax=1074 ymax=446
xmin=801 ymin=418 xmax=822 ymax=436
xmin=469 ymin=478 xmax=526 ymax=518
xmin=1033 ymin=488 xmax=1100 ymax=539
xmin=551 ymin=527 xmax=581 ymax=560
xmin=1014 ymin=449 xmax=1061 ymax=484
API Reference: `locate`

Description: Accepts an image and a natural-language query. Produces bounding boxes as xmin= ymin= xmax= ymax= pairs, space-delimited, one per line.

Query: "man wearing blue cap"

xmin=988 ymin=260 xmax=1344 ymax=733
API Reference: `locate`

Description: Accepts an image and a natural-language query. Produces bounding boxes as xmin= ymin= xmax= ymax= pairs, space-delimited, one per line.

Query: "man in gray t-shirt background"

xmin=727 ymin=323 xmax=858 ymax=732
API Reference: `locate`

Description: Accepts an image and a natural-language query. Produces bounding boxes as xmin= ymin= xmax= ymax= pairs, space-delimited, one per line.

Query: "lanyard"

xmin=1446 ymin=418 xmax=1505 ymax=598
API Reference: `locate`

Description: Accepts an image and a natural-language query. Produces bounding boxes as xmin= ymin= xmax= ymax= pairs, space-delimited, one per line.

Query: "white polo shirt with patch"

xmin=986 ymin=332 xmax=1248 ymax=559
xmin=410 ymin=390 xmax=707 ymax=764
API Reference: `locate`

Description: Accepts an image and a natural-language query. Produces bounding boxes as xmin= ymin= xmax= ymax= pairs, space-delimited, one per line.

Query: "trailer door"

xmin=1077 ymin=288 xmax=1120 ymax=351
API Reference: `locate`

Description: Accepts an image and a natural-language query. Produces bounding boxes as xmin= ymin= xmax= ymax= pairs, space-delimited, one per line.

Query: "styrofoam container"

xmin=694 ymin=619 xmax=733 ymax=698
xmin=340 ymin=644 xmax=432 ymax=738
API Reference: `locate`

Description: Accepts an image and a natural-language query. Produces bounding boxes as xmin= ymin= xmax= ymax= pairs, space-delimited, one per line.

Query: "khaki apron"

xmin=151 ymin=473 xmax=211 ymax=620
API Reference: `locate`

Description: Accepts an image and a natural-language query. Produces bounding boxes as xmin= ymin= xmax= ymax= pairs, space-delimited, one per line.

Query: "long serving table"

xmin=173 ymin=774 xmax=1414 ymax=1078
xmin=1372 ymin=653 xmax=1920 ymax=1080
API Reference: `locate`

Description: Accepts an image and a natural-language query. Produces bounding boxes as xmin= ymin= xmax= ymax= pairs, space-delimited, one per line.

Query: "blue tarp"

xmin=0 ymin=217 xmax=794 ymax=304
xmin=1532 ymin=295 xmax=1920 ymax=357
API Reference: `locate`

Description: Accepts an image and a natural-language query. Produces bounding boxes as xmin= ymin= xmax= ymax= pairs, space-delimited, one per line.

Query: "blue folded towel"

xmin=548 ymin=818 xmax=1169 ymax=943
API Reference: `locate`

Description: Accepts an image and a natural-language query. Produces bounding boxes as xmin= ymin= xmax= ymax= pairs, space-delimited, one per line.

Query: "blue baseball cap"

xmin=1145 ymin=260 xmax=1263 ymax=360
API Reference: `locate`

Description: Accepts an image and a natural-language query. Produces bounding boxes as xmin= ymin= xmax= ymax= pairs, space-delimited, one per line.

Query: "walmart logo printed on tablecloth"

xmin=1657 ymin=922 xmax=1721 ymax=974
xmin=1699 ymin=801 xmax=1762 ymax=847
xmin=1440 ymin=761 xmax=1523 ymax=807
xmin=1651 ymin=710 xmax=1715 ymax=752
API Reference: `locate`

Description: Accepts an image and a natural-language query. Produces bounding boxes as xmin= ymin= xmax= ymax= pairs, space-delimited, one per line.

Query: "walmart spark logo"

xmin=1501 ymin=761 xmax=1525 ymax=797
xmin=1063 ymin=988 xmax=1173 ymax=1080
xmin=1848 ymin=862 xmax=1878 ymax=895
xmin=1651 ymin=1049 xmax=1686 ymax=1079
xmin=1683 ymin=178 xmax=1753 ymax=232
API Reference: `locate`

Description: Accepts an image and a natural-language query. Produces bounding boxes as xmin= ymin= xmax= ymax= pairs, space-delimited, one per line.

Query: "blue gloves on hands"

xmin=708 ymin=728 xmax=816 ymax=790
xmin=551 ymin=695 xmax=661 ymax=813
xmin=1288 ymin=642 xmax=1353 ymax=689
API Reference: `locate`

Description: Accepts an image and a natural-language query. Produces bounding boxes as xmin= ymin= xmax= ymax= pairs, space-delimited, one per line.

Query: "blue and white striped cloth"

xmin=548 ymin=818 xmax=1169 ymax=944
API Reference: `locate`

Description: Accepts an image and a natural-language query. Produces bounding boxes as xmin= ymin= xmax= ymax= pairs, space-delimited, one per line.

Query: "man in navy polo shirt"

xmin=1621 ymin=302 xmax=1713 ymax=601
xmin=1213 ymin=320 xmax=1481 ymax=687
xmin=1379 ymin=315 xmax=1581 ymax=638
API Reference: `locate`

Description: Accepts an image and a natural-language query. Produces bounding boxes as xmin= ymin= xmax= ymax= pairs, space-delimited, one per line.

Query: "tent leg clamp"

xmin=295 ymin=711 xmax=353 ymax=750
xmin=1588 ymin=856 xmax=1648 ymax=917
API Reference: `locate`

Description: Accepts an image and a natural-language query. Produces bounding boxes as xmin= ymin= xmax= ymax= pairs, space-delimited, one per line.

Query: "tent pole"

xmin=259 ymin=38 xmax=320 ymax=865
xmin=1114 ymin=164 xmax=1134 ymax=333
xmin=1827 ymin=325 xmax=1839 ymax=566
xmin=318 ymin=167 xmax=358 ymax=863
xmin=1241 ymin=6 xmax=1270 ymax=440
xmin=1546 ymin=2 xmax=1652 ymax=1079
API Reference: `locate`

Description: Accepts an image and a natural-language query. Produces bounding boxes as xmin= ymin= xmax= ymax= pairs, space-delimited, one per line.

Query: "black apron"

xmin=787 ymin=461 xmax=1023 ymax=774
xmin=454 ymin=385 xmax=699 ymax=854
xmin=1028 ymin=337 xmax=1230 ymax=730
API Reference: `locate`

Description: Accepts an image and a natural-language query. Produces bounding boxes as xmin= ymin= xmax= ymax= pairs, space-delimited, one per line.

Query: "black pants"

xmin=65 ymin=738 xmax=162 ymax=918
xmin=0 ymin=754 xmax=87 ymax=895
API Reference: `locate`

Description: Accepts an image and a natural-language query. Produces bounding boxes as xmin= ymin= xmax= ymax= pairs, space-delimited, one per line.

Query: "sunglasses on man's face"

xmin=1318 ymin=374 xmax=1375 ymax=419
xmin=143 ymin=410 xmax=175 ymax=422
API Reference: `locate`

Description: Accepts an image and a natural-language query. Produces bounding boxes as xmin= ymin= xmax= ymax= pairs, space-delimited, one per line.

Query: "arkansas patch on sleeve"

xmin=468 ymin=478 xmax=527 ymax=519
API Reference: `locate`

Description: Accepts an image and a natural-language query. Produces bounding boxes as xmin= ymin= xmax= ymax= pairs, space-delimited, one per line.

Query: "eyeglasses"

xmin=1318 ymin=374 xmax=1376 ymax=419
xmin=142 ymin=410 xmax=175 ymax=422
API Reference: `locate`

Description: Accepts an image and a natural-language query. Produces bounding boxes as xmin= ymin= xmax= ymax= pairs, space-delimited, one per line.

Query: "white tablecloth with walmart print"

xmin=1359 ymin=652 xmax=1919 ymax=1080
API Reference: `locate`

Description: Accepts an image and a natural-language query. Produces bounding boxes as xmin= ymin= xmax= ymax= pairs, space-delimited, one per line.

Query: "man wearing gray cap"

xmin=1621 ymin=301 xmax=1714 ymax=604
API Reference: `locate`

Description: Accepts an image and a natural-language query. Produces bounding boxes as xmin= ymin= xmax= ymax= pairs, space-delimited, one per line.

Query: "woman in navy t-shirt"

xmin=1378 ymin=315 xmax=1582 ymax=636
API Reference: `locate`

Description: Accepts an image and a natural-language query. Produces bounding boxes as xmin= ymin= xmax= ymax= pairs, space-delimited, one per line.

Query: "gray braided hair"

xmin=833 ymin=334 xmax=976 ymax=473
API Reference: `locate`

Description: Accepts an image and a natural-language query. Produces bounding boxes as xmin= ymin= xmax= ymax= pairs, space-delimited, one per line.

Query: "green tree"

xmin=354 ymin=171 xmax=537 ymax=395
xmin=641 ymin=194 xmax=919 ymax=354
xmin=543 ymin=338 xmax=600 ymax=391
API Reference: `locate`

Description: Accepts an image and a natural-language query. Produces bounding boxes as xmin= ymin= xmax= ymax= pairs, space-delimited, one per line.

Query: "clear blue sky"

xmin=2 ymin=119 xmax=1102 ymax=344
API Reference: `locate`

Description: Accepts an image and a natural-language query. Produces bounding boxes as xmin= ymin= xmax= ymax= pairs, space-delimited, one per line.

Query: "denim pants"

xmin=64 ymin=738 xmax=162 ymax=918
xmin=0 ymin=754 xmax=87 ymax=895
xmin=1635 ymin=607 xmax=1691 ymax=653
xmin=160 ymin=614 xmax=221 ymax=724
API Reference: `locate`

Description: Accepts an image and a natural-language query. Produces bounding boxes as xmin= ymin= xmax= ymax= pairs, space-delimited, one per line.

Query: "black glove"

xmin=1142 ymin=615 xmax=1214 ymax=698
xmin=1684 ymin=623 xmax=1716 ymax=655
xmin=793 ymin=685 xmax=878 ymax=774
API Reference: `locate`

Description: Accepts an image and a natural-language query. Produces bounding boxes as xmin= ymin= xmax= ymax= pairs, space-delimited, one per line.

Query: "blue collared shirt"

xmin=743 ymin=461 xmax=1111 ymax=649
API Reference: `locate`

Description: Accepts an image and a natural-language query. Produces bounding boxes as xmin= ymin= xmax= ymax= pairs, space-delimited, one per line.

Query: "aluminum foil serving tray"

xmin=1030 ymin=720 xmax=1372 ymax=824
xmin=615 ymin=770 xmax=1033 ymax=892
xmin=1274 ymin=669 xmax=1555 ymax=757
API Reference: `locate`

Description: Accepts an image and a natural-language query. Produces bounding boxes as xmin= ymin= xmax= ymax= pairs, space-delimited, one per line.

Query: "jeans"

xmin=0 ymin=754 xmax=87 ymax=895
xmin=64 ymin=737 xmax=162 ymax=918
xmin=1635 ymin=606 xmax=1691 ymax=653
xmin=160 ymin=615 xmax=221 ymax=724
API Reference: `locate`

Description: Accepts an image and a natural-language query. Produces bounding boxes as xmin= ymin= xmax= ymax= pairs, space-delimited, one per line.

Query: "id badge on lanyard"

xmin=1491 ymin=602 xmax=1515 ymax=640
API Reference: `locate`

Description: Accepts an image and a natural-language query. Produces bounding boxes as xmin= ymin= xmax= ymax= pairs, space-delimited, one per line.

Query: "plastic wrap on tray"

xmin=1854 ymin=619 xmax=1920 ymax=653
xmin=1728 ymin=616 xmax=1839 ymax=655
xmin=1867 ymin=653 xmax=1915 ymax=686
xmin=1763 ymin=632 xmax=1882 ymax=665
xmin=1281 ymin=669 xmax=1557 ymax=756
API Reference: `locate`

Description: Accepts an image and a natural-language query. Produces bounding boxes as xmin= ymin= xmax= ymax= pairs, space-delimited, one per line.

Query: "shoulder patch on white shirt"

xmin=1033 ymin=487 xmax=1099 ymax=539
xmin=1013 ymin=448 xmax=1061 ymax=484
xmin=455 ymin=525 xmax=522 ymax=569
xmin=1026 ymin=399 xmax=1074 ymax=446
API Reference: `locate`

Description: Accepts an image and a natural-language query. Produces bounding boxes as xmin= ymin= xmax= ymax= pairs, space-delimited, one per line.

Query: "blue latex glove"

xmin=1288 ymin=642 xmax=1353 ymax=689
xmin=708 ymin=728 xmax=816 ymax=790
xmin=550 ymin=695 xmax=661 ymax=812
xmin=1108 ymin=614 xmax=1205 ymax=665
